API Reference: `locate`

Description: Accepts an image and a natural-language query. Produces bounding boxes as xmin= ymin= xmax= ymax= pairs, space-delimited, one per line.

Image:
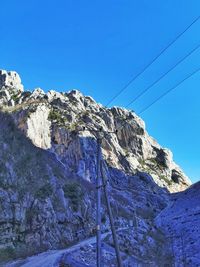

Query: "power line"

xmin=138 ymin=67 xmax=200 ymax=115
xmin=76 ymin=66 xmax=199 ymax=134
xmin=74 ymin=69 xmax=200 ymax=133
xmin=105 ymin=15 xmax=200 ymax=107
xmin=125 ymin=44 xmax=200 ymax=108
xmin=111 ymin=67 xmax=199 ymax=133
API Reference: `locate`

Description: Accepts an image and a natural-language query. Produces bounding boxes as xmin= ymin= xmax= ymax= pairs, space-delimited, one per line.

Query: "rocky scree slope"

xmin=0 ymin=70 xmax=192 ymax=266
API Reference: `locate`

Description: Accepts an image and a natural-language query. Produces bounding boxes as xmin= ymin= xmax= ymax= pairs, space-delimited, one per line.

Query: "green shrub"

xmin=63 ymin=182 xmax=83 ymax=211
xmin=101 ymin=215 xmax=106 ymax=224
xmin=0 ymin=243 xmax=48 ymax=263
xmin=0 ymin=246 xmax=16 ymax=262
xmin=26 ymin=206 xmax=39 ymax=226
xmin=69 ymin=122 xmax=79 ymax=131
xmin=11 ymin=93 xmax=19 ymax=102
xmin=35 ymin=184 xmax=53 ymax=200
xmin=138 ymin=158 xmax=145 ymax=166
xmin=48 ymin=110 xmax=66 ymax=124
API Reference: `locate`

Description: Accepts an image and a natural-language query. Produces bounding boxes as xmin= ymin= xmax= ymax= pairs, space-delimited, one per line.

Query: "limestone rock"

xmin=46 ymin=90 xmax=65 ymax=102
xmin=30 ymin=88 xmax=45 ymax=99
xmin=26 ymin=104 xmax=51 ymax=149
xmin=0 ymin=70 xmax=24 ymax=92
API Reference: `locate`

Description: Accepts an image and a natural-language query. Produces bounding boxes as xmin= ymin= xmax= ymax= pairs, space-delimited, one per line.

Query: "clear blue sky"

xmin=0 ymin=1 xmax=200 ymax=183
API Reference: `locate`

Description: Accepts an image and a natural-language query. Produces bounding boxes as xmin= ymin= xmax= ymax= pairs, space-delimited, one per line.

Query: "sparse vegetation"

xmin=0 ymin=243 xmax=48 ymax=263
xmin=101 ymin=214 xmax=106 ymax=223
xmin=35 ymin=183 xmax=53 ymax=200
xmin=63 ymin=181 xmax=84 ymax=211
xmin=69 ymin=122 xmax=79 ymax=131
xmin=48 ymin=109 xmax=66 ymax=124
xmin=124 ymin=149 xmax=131 ymax=157
xmin=138 ymin=158 xmax=145 ymax=166
xmin=0 ymin=246 xmax=16 ymax=262
xmin=26 ymin=206 xmax=39 ymax=226
xmin=11 ymin=93 xmax=19 ymax=102
xmin=160 ymin=175 xmax=172 ymax=185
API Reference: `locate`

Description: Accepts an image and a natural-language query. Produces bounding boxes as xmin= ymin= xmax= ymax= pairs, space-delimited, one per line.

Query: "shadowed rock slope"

xmin=156 ymin=182 xmax=200 ymax=266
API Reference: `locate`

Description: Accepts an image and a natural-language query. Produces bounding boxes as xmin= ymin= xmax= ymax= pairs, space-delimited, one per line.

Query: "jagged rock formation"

xmin=0 ymin=70 xmax=24 ymax=93
xmin=0 ymin=70 xmax=23 ymax=107
xmin=0 ymin=70 xmax=195 ymax=266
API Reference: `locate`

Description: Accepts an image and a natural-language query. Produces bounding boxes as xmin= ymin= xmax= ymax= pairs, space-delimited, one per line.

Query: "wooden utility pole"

xmin=96 ymin=135 xmax=102 ymax=267
xmin=170 ymin=236 xmax=175 ymax=267
xmin=180 ymin=233 xmax=186 ymax=267
xmin=101 ymin=161 xmax=123 ymax=267
xmin=134 ymin=210 xmax=139 ymax=267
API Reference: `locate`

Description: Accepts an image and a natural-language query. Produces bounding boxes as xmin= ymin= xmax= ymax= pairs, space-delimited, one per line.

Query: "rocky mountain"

xmin=0 ymin=70 xmax=196 ymax=266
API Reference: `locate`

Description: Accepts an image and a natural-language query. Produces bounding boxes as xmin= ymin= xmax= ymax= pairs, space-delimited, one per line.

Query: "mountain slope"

xmin=0 ymin=70 xmax=190 ymax=192
xmin=156 ymin=182 xmax=200 ymax=266
xmin=0 ymin=70 xmax=194 ymax=266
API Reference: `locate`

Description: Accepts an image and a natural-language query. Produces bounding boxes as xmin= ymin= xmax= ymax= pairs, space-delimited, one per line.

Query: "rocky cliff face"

xmin=0 ymin=70 xmax=194 ymax=266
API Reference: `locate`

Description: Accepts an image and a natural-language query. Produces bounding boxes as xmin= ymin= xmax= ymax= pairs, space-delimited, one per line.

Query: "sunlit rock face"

xmin=0 ymin=70 xmax=24 ymax=107
xmin=0 ymin=70 xmax=194 ymax=266
xmin=0 ymin=70 xmax=24 ymax=92
xmin=26 ymin=104 xmax=51 ymax=149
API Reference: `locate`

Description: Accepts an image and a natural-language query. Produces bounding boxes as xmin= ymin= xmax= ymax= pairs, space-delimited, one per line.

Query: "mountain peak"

xmin=0 ymin=69 xmax=24 ymax=92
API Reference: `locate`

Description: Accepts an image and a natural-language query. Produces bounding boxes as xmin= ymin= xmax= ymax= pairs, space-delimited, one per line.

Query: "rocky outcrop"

xmin=0 ymin=70 xmax=194 ymax=266
xmin=26 ymin=104 xmax=51 ymax=149
xmin=0 ymin=70 xmax=24 ymax=107
xmin=0 ymin=70 xmax=24 ymax=92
